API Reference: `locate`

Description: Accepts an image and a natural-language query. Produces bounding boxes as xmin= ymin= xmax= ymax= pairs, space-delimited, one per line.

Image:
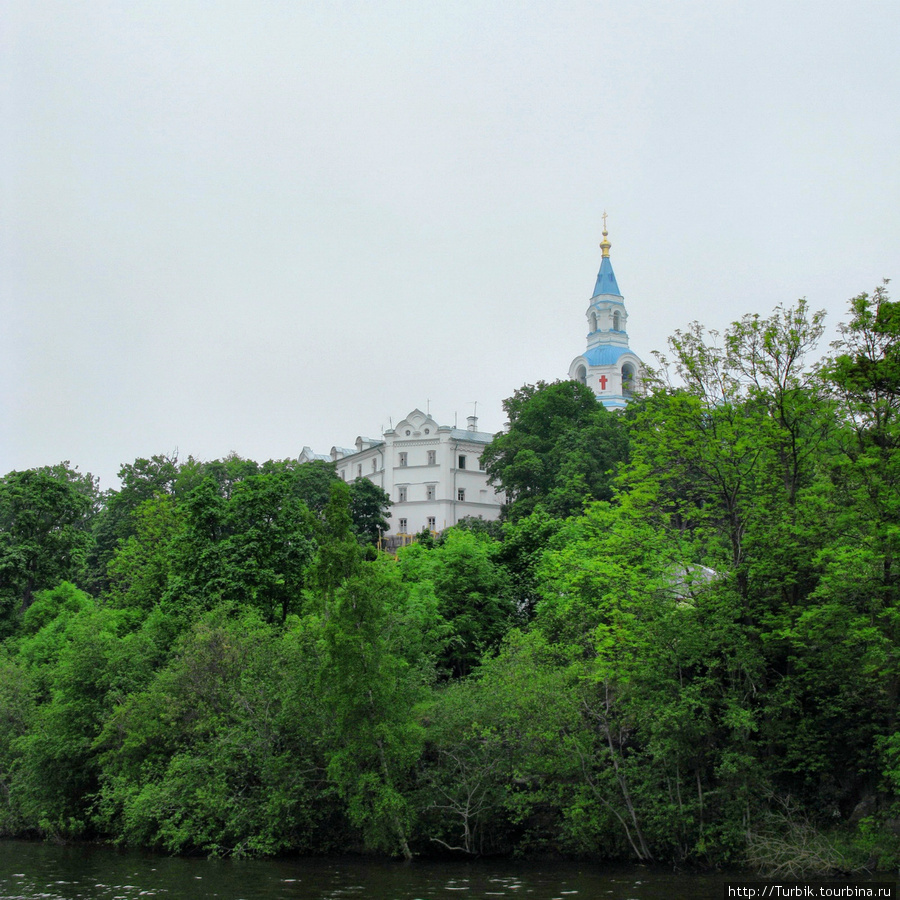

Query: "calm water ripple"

xmin=0 ymin=839 xmax=847 ymax=900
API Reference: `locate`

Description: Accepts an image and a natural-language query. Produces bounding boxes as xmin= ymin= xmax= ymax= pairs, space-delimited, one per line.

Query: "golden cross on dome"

xmin=599 ymin=211 xmax=611 ymax=258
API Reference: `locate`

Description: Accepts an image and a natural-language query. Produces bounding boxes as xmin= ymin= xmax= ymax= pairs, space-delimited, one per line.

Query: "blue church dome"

xmin=584 ymin=345 xmax=630 ymax=366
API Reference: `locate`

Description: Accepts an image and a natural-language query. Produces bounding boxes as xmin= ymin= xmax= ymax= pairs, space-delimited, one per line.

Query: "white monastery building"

xmin=569 ymin=221 xmax=643 ymax=409
xmin=299 ymin=220 xmax=641 ymax=538
xmin=299 ymin=409 xmax=503 ymax=538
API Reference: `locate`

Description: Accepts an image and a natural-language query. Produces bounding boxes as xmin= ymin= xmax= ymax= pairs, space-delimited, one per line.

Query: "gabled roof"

xmin=388 ymin=408 xmax=439 ymax=437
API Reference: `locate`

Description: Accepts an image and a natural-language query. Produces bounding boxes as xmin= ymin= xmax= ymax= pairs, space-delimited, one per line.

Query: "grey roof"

xmin=447 ymin=428 xmax=495 ymax=443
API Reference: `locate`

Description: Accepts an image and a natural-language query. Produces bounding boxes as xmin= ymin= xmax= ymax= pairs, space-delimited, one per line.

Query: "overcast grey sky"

xmin=3 ymin=1 xmax=898 ymax=490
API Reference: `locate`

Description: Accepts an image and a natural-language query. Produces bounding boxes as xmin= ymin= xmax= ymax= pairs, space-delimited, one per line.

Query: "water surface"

xmin=0 ymin=840 xmax=749 ymax=900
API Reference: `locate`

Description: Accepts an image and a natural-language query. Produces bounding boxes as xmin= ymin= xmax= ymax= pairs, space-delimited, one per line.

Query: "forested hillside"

xmin=2 ymin=286 xmax=899 ymax=873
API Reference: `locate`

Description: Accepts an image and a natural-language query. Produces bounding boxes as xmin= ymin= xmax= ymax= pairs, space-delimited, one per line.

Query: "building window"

xmin=398 ymin=487 xmax=407 ymax=503
xmin=340 ymin=470 xmax=346 ymax=480
xmin=372 ymin=459 xmax=377 ymax=472
xmin=590 ymin=311 xmax=598 ymax=332
xmin=399 ymin=452 xmax=408 ymax=467
xmin=427 ymin=516 xmax=436 ymax=530
xmin=613 ymin=311 xmax=621 ymax=331
xmin=357 ymin=464 xmax=362 ymax=478
xmin=457 ymin=488 xmax=465 ymax=502
xmin=426 ymin=485 xmax=435 ymax=501
xmin=427 ymin=450 xmax=436 ymax=465
xmin=622 ymin=363 xmax=635 ymax=397
xmin=458 ymin=455 xmax=466 ymax=469
xmin=398 ymin=518 xmax=407 ymax=533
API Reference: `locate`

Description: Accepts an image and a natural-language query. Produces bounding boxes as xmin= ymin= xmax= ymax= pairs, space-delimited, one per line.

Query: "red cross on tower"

xmin=598 ymin=375 xmax=609 ymax=390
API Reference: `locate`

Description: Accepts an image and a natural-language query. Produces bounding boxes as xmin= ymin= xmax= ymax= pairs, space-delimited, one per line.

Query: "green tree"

xmin=348 ymin=477 xmax=391 ymax=546
xmin=223 ymin=473 xmax=317 ymax=623
xmin=310 ymin=480 xmax=362 ymax=610
xmin=197 ymin=453 xmax=260 ymax=499
xmin=160 ymin=473 xmax=318 ymax=625
xmin=418 ymin=629 xmax=578 ymax=856
xmin=11 ymin=598 xmax=155 ymax=838
xmin=94 ymin=607 xmax=334 ymax=856
xmin=496 ymin=508 xmax=564 ymax=619
xmin=398 ymin=530 xmax=513 ymax=678
xmin=0 ymin=648 xmax=34 ymax=835
xmin=639 ymin=300 xmax=831 ymax=609
xmin=0 ymin=464 xmax=98 ymax=631
xmin=481 ymin=380 xmax=629 ymax=522
xmin=262 ymin=458 xmax=339 ymax=517
xmin=824 ymin=282 xmax=900 ymax=441
xmin=536 ymin=500 xmax=761 ymax=862
xmin=816 ymin=282 xmax=900 ymax=815
xmin=87 ymin=455 xmax=179 ymax=592
xmin=320 ymin=563 xmax=432 ymax=859
xmin=105 ymin=495 xmax=185 ymax=614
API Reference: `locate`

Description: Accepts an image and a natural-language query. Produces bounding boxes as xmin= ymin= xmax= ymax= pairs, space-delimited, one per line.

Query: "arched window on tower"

xmin=589 ymin=311 xmax=598 ymax=332
xmin=575 ymin=364 xmax=587 ymax=386
xmin=613 ymin=311 xmax=621 ymax=331
xmin=621 ymin=363 xmax=635 ymax=397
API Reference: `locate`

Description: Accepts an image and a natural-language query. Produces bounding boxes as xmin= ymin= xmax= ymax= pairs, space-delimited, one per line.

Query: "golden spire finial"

xmin=600 ymin=210 xmax=611 ymax=258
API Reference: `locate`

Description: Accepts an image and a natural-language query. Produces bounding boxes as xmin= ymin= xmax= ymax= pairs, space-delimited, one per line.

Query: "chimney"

xmin=467 ymin=415 xmax=478 ymax=432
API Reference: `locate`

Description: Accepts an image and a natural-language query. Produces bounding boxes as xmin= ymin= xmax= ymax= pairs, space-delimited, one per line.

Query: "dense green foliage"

xmin=482 ymin=379 xmax=629 ymax=521
xmin=3 ymin=286 xmax=900 ymax=873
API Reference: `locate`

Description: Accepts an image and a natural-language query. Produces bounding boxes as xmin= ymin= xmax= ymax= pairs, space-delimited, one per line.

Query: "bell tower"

xmin=568 ymin=216 xmax=642 ymax=409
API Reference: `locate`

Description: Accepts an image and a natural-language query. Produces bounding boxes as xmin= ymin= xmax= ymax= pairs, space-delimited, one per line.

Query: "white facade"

xmin=568 ymin=225 xmax=643 ymax=410
xmin=309 ymin=408 xmax=503 ymax=537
